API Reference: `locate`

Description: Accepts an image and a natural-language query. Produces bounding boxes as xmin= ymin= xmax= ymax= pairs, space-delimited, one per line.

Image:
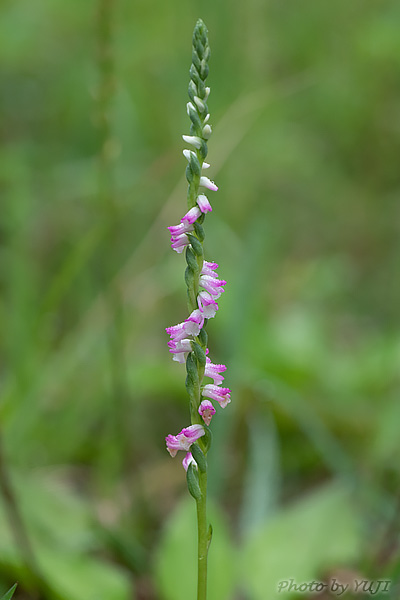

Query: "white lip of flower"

xmin=200 ymin=176 xmax=218 ymax=191
xmin=202 ymin=124 xmax=212 ymax=139
xmin=186 ymin=101 xmax=196 ymax=115
xmin=183 ymin=149 xmax=210 ymax=170
xmin=182 ymin=135 xmax=202 ymax=149
xmin=194 ymin=96 xmax=205 ymax=111
xmin=183 ymin=149 xmax=195 ymax=161
xmin=204 ymin=87 xmax=210 ymax=100
xmin=203 ymin=114 xmax=210 ymax=124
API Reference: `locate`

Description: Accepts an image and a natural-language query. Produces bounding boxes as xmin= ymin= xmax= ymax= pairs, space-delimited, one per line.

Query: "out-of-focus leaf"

xmin=0 ymin=584 xmax=17 ymax=600
xmin=39 ymin=550 xmax=130 ymax=600
xmin=155 ymin=497 xmax=236 ymax=600
xmin=0 ymin=472 xmax=132 ymax=600
xmin=240 ymin=409 xmax=280 ymax=538
xmin=242 ymin=484 xmax=361 ymax=600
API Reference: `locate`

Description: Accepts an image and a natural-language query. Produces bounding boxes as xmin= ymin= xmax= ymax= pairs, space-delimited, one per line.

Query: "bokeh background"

xmin=1 ymin=0 xmax=400 ymax=599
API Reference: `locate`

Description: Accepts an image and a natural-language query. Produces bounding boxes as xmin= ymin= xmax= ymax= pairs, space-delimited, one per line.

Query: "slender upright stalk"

xmin=196 ymin=470 xmax=208 ymax=600
xmin=165 ymin=20 xmax=230 ymax=600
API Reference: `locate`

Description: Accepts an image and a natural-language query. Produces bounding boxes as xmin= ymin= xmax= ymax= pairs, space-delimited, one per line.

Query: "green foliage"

xmin=242 ymin=484 xmax=361 ymax=599
xmin=0 ymin=473 xmax=131 ymax=600
xmin=0 ymin=585 xmax=17 ymax=600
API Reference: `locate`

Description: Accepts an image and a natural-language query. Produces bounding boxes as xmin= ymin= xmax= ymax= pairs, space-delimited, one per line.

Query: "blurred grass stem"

xmin=0 ymin=432 xmax=39 ymax=593
xmin=0 ymin=433 xmax=67 ymax=600
xmin=96 ymin=0 xmax=130 ymax=481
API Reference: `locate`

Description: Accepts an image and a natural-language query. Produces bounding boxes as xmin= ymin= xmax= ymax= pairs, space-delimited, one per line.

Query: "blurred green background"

xmin=1 ymin=0 xmax=400 ymax=599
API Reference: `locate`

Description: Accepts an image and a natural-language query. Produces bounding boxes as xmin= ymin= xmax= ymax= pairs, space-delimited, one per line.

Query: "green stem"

xmin=196 ymin=470 xmax=208 ymax=600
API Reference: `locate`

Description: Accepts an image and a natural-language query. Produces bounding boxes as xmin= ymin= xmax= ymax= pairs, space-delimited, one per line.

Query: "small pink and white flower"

xmin=168 ymin=338 xmax=192 ymax=363
xmin=166 ymin=424 xmax=205 ymax=457
xmin=181 ymin=206 xmax=201 ymax=225
xmin=170 ymin=232 xmax=191 ymax=254
xmin=199 ymin=274 xmax=226 ymax=299
xmin=197 ymin=290 xmax=219 ymax=318
xmin=165 ymin=321 xmax=187 ymax=343
xmin=199 ymin=176 xmax=218 ymax=192
xmin=201 ymin=260 xmax=219 ymax=276
xmin=202 ymin=384 xmax=231 ymax=408
xmin=182 ymin=452 xmax=197 ymax=471
xmin=204 ymin=357 xmax=226 ymax=385
xmin=184 ymin=309 xmax=204 ymax=335
xmin=198 ymin=400 xmax=216 ymax=426
xmin=197 ymin=194 xmax=212 ymax=213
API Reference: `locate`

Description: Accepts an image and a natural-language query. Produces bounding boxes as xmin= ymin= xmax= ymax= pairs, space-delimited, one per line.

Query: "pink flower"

xmin=204 ymin=357 xmax=226 ymax=385
xmin=197 ymin=290 xmax=219 ymax=318
xmin=166 ymin=310 xmax=204 ymax=359
xmin=201 ymin=260 xmax=219 ymax=275
xmin=181 ymin=206 xmax=201 ymax=225
xmin=199 ymin=176 xmax=218 ymax=192
xmin=165 ymin=322 xmax=187 ymax=343
xmin=182 ymin=452 xmax=196 ymax=471
xmin=184 ymin=309 xmax=204 ymax=335
xmin=199 ymin=260 xmax=226 ymax=298
xmin=198 ymin=400 xmax=216 ymax=426
xmin=166 ymin=424 xmax=205 ymax=457
xmin=170 ymin=232 xmax=190 ymax=254
xmin=197 ymin=194 xmax=212 ymax=213
xmin=168 ymin=338 xmax=192 ymax=362
xmin=199 ymin=275 xmax=226 ymax=299
xmin=202 ymin=384 xmax=231 ymax=408
xmin=168 ymin=222 xmax=191 ymax=236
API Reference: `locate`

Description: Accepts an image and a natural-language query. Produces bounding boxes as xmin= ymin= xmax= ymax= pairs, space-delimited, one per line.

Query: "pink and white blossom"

xmin=202 ymin=384 xmax=231 ymax=408
xmin=199 ymin=274 xmax=226 ymax=299
xmin=166 ymin=424 xmax=205 ymax=457
xmin=168 ymin=338 xmax=192 ymax=362
xmin=165 ymin=321 xmax=187 ymax=343
xmin=184 ymin=309 xmax=204 ymax=335
xmin=201 ymin=260 xmax=219 ymax=276
xmin=168 ymin=222 xmax=191 ymax=237
xmin=181 ymin=206 xmax=201 ymax=225
xmin=197 ymin=194 xmax=212 ymax=213
xmin=170 ymin=232 xmax=191 ymax=253
xmin=182 ymin=452 xmax=197 ymax=471
xmin=197 ymin=290 xmax=219 ymax=318
xmin=198 ymin=400 xmax=216 ymax=426
xmin=199 ymin=176 xmax=218 ymax=192
xmin=204 ymin=357 xmax=226 ymax=385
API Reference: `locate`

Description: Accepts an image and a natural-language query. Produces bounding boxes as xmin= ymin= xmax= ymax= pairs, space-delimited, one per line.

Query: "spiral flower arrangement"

xmin=164 ymin=19 xmax=230 ymax=599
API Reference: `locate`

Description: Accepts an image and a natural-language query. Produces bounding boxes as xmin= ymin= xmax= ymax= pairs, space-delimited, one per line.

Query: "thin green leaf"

xmin=1 ymin=584 xmax=17 ymax=600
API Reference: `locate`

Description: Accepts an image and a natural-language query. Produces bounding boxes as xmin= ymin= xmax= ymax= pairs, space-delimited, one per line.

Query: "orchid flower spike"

xmin=164 ymin=20 xmax=231 ymax=594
